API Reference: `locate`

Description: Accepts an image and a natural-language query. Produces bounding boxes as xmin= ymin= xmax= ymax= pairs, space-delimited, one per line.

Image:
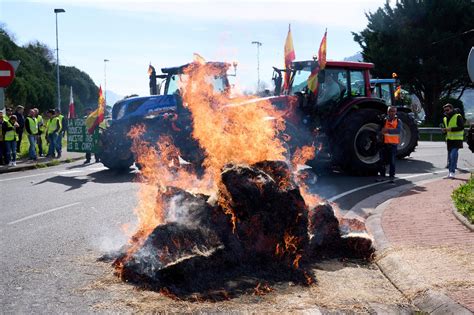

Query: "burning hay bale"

xmin=308 ymin=202 xmax=374 ymax=259
xmin=114 ymin=161 xmax=373 ymax=299
xmin=218 ymin=161 xmax=309 ymax=264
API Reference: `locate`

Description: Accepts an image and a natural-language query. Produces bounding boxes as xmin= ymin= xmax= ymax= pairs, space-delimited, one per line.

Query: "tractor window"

xmin=291 ymin=68 xmax=311 ymax=94
xmin=380 ymin=84 xmax=392 ymax=106
xmin=350 ymin=71 xmax=366 ymax=96
xmin=317 ymin=69 xmax=348 ymax=106
xmin=166 ymin=74 xmax=185 ymax=95
xmin=205 ymin=75 xmax=227 ymax=93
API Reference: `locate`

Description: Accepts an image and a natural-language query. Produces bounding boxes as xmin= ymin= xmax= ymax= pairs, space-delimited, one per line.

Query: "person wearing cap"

xmin=25 ymin=109 xmax=38 ymax=161
xmin=2 ymin=114 xmax=19 ymax=166
xmin=441 ymin=103 xmax=464 ymax=179
xmin=14 ymin=105 xmax=25 ymax=153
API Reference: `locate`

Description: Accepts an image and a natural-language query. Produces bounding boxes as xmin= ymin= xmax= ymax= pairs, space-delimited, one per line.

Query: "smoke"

xmin=164 ymin=193 xmax=203 ymax=228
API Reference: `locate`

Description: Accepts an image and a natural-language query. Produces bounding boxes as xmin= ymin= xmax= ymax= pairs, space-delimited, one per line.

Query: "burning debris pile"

xmin=113 ymin=161 xmax=374 ymax=299
xmin=111 ymin=61 xmax=374 ymax=300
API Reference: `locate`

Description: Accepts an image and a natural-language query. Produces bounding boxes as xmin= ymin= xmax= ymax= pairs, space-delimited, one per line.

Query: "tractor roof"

xmin=292 ymin=60 xmax=374 ymax=70
xmin=161 ymin=62 xmax=231 ymax=75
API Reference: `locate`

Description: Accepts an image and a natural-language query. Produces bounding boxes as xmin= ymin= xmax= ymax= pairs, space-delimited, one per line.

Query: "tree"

xmin=353 ymin=0 xmax=474 ymax=124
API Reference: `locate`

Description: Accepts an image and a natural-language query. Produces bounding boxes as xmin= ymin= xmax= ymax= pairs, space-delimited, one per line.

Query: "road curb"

xmin=360 ymin=178 xmax=473 ymax=314
xmin=451 ymin=203 xmax=474 ymax=232
xmin=0 ymin=156 xmax=84 ymax=174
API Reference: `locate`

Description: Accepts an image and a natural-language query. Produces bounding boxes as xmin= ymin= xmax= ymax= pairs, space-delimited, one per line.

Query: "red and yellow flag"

xmin=284 ymin=24 xmax=296 ymax=91
xmin=85 ymin=85 xmax=105 ymax=134
xmin=394 ymin=85 xmax=402 ymax=100
xmin=307 ymin=29 xmax=327 ymax=94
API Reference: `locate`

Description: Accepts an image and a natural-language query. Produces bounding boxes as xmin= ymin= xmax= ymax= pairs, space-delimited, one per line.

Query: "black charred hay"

xmin=113 ymin=161 xmax=374 ymax=300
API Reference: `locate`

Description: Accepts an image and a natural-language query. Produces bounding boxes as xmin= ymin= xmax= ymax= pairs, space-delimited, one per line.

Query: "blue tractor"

xmin=97 ymin=62 xmax=231 ymax=170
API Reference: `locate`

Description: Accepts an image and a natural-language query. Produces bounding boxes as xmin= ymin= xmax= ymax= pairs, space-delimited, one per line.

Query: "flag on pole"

xmin=85 ymin=86 xmax=105 ymax=134
xmin=148 ymin=64 xmax=155 ymax=76
xmin=68 ymin=86 xmax=76 ymax=119
xmin=392 ymin=73 xmax=402 ymax=100
xmin=307 ymin=29 xmax=327 ymax=94
xmin=284 ymin=24 xmax=296 ymax=91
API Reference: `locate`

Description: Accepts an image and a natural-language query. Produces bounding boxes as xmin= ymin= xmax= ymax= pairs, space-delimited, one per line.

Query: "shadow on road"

xmin=34 ymin=169 xmax=137 ymax=191
xmin=397 ymin=158 xmax=437 ymax=174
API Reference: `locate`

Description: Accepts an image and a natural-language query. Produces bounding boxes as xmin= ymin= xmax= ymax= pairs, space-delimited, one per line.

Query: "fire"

xmin=116 ymin=60 xmax=325 ymax=284
xmin=254 ymin=282 xmax=273 ymax=296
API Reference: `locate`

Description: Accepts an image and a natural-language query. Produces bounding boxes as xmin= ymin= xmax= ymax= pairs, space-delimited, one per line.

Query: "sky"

xmin=0 ymin=0 xmax=388 ymax=102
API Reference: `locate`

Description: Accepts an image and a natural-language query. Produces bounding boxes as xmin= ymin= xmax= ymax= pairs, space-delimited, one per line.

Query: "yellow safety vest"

xmin=47 ymin=117 xmax=60 ymax=133
xmin=37 ymin=115 xmax=45 ymax=132
xmin=443 ymin=114 xmax=464 ymax=141
xmin=26 ymin=116 xmax=38 ymax=135
xmin=383 ymin=119 xmax=400 ymax=144
xmin=4 ymin=120 xmax=18 ymax=141
xmin=58 ymin=114 xmax=64 ymax=132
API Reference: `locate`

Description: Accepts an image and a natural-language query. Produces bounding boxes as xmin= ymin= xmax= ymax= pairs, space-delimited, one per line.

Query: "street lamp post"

xmin=54 ymin=8 xmax=65 ymax=111
xmin=104 ymin=59 xmax=109 ymax=106
xmin=251 ymin=41 xmax=262 ymax=92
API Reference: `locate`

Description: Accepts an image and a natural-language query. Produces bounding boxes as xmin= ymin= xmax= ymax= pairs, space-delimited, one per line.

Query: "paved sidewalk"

xmin=374 ymin=172 xmax=474 ymax=313
xmin=0 ymin=151 xmax=85 ymax=174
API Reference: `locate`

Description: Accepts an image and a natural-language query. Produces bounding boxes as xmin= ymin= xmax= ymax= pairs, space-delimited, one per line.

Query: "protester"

xmin=0 ymin=112 xmax=6 ymax=165
xmin=83 ymin=107 xmax=96 ymax=164
xmin=45 ymin=109 xmax=61 ymax=158
xmin=3 ymin=114 xmax=19 ymax=166
xmin=25 ymin=109 xmax=38 ymax=161
xmin=33 ymin=108 xmax=45 ymax=157
xmin=377 ymin=106 xmax=401 ymax=183
xmin=56 ymin=109 xmax=67 ymax=157
xmin=441 ymin=103 xmax=464 ymax=179
xmin=14 ymin=105 xmax=25 ymax=153
xmin=5 ymin=107 xmax=13 ymax=122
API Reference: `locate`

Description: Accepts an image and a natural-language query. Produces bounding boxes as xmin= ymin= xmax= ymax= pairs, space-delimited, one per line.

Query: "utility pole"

xmin=104 ymin=59 xmax=109 ymax=105
xmin=251 ymin=41 xmax=262 ymax=92
xmin=54 ymin=8 xmax=66 ymax=111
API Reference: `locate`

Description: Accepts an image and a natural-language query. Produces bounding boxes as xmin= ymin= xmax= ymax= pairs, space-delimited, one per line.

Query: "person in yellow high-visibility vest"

xmin=45 ymin=109 xmax=61 ymax=158
xmin=377 ymin=106 xmax=401 ymax=183
xmin=2 ymin=114 xmax=19 ymax=166
xmin=25 ymin=109 xmax=38 ymax=161
xmin=33 ymin=108 xmax=45 ymax=157
xmin=441 ymin=103 xmax=464 ymax=179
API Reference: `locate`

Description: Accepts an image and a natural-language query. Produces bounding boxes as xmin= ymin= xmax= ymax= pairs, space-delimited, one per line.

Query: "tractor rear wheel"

xmin=396 ymin=111 xmax=418 ymax=159
xmin=332 ymin=108 xmax=383 ymax=176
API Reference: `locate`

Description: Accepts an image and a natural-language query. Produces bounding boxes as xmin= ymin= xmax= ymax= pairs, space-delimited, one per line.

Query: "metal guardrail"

xmin=418 ymin=127 xmax=470 ymax=141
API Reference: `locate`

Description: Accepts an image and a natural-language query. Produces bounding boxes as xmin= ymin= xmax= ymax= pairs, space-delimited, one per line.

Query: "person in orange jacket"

xmin=377 ymin=106 xmax=401 ymax=183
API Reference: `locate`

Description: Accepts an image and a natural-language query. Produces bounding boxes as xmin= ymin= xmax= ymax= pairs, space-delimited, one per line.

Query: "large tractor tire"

xmin=332 ymin=108 xmax=384 ymax=176
xmin=100 ymin=152 xmax=134 ymax=171
xmin=396 ymin=111 xmax=419 ymax=159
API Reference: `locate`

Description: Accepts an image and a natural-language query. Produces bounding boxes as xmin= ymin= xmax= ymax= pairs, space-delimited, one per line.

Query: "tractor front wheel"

xmin=332 ymin=108 xmax=383 ymax=176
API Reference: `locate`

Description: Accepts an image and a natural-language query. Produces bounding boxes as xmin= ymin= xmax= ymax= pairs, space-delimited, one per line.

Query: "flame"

xmin=254 ymin=282 xmax=273 ymax=296
xmin=291 ymin=144 xmax=321 ymax=209
xmin=117 ymin=61 xmax=326 ymax=278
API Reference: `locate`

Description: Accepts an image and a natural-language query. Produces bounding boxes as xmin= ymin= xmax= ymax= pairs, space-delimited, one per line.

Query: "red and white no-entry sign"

xmin=0 ymin=60 xmax=15 ymax=88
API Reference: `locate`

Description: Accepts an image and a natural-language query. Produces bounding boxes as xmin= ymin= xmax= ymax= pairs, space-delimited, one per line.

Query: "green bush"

xmin=452 ymin=174 xmax=474 ymax=224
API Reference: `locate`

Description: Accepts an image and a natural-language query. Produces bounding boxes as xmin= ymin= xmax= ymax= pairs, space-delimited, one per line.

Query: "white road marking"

xmin=6 ymin=202 xmax=82 ymax=225
xmin=0 ymin=173 xmax=49 ymax=182
xmin=327 ymin=172 xmax=443 ymax=202
xmin=0 ymin=166 xmax=106 ymax=182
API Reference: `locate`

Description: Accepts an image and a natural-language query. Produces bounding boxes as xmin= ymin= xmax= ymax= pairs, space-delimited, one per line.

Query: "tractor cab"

xmin=150 ymin=62 xmax=232 ymax=96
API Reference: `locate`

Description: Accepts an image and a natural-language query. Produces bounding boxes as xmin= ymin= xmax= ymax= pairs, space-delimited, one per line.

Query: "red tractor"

xmin=271 ymin=60 xmax=415 ymax=175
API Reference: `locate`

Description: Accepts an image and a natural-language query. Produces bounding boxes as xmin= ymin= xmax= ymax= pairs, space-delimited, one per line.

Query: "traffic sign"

xmin=0 ymin=60 xmax=15 ymax=88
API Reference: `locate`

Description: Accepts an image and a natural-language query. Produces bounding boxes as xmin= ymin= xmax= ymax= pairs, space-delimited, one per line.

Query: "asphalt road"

xmin=1 ymin=142 xmax=472 ymax=313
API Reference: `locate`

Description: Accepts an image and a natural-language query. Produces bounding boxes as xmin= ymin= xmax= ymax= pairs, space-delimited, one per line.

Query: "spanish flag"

xmin=284 ymin=24 xmax=296 ymax=91
xmin=394 ymin=85 xmax=402 ymax=100
xmin=307 ymin=29 xmax=327 ymax=94
xmin=85 ymin=86 xmax=105 ymax=134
